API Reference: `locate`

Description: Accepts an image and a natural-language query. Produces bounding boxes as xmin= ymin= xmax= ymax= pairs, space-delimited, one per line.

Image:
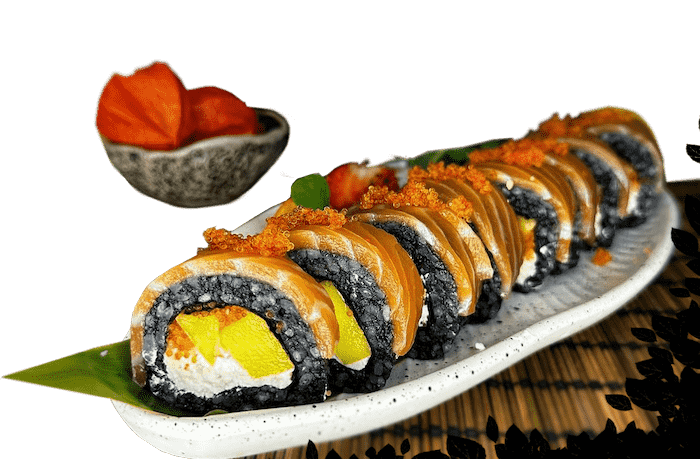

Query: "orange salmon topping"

xmin=469 ymin=138 xmax=569 ymax=167
xmin=536 ymin=107 xmax=637 ymax=139
xmin=359 ymin=181 xmax=473 ymax=221
xmin=409 ymin=162 xmax=493 ymax=195
xmin=201 ymin=208 xmax=347 ymax=257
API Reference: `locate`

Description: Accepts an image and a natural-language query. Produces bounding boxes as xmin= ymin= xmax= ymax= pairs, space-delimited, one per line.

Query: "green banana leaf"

xmin=3 ymin=340 xmax=191 ymax=417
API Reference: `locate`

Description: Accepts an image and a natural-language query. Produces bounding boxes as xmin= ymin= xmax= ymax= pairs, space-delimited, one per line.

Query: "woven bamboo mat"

xmin=248 ymin=182 xmax=698 ymax=459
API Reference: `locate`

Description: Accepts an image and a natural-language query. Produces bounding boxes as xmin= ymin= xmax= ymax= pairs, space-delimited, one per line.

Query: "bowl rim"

xmin=100 ymin=107 xmax=289 ymax=156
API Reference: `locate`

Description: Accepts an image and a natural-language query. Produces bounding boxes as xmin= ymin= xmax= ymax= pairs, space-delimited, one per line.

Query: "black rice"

xmin=572 ymin=148 xmax=620 ymax=247
xmin=287 ymin=249 xmax=395 ymax=393
xmin=598 ymin=132 xmax=658 ymax=180
xmin=370 ymin=220 xmax=461 ymax=360
xmin=497 ymin=184 xmax=559 ymax=293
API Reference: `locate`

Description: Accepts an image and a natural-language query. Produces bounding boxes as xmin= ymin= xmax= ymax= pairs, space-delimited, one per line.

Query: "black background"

xmin=0 ymin=51 xmax=700 ymax=457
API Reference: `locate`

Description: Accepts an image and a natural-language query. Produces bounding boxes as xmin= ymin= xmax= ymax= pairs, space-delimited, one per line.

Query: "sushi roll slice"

xmin=269 ymin=207 xmax=424 ymax=392
xmin=129 ymin=250 xmax=339 ymax=415
xmin=581 ymin=108 xmax=664 ymax=225
xmin=534 ymin=108 xmax=663 ymax=229
xmin=409 ymin=162 xmax=524 ymax=322
xmin=349 ymin=181 xmax=490 ymax=359
xmin=559 ymin=136 xmax=639 ymax=245
xmin=469 ymin=139 xmax=580 ymax=292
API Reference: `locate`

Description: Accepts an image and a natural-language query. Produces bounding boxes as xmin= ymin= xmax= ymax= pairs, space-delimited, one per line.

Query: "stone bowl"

xmin=102 ymin=108 xmax=289 ymax=208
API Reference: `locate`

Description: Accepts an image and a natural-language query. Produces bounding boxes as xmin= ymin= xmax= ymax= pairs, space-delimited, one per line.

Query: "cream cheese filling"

xmin=334 ymin=355 xmax=370 ymax=371
xmin=515 ymin=255 xmax=538 ymax=286
xmin=164 ymin=349 xmax=294 ymax=398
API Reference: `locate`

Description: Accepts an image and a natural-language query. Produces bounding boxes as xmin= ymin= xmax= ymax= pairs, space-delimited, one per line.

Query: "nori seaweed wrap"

xmin=129 ymin=251 xmax=339 ymax=415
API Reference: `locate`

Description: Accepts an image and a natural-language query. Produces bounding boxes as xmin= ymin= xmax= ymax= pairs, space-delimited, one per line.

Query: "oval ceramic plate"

xmin=114 ymin=188 xmax=680 ymax=459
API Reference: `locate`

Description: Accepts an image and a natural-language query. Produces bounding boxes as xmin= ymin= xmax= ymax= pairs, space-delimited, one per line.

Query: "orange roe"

xmin=536 ymin=107 xmax=637 ymax=139
xmin=166 ymin=305 xmax=249 ymax=360
xmin=469 ymin=138 xmax=569 ymax=168
xmin=592 ymin=247 xmax=613 ymax=266
xmin=359 ymin=181 xmax=473 ymax=221
xmin=200 ymin=208 xmax=348 ymax=257
xmin=201 ymin=226 xmax=293 ymax=258
xmin=409 ymin=162 xmax=494 ymax=195
xmin=266 ymin=206 xmax=348 ymax=232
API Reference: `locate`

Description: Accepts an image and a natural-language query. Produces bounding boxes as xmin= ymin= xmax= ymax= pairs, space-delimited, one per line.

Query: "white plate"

xmin=113 ymin=189 xmax=680 ymax=459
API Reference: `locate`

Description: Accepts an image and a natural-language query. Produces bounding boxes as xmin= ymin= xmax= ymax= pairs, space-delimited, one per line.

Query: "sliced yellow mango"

xmin=220 ymin=313 xmax=294 ymax=378
xmin=320 ymin=280 xmax=371 ymax=365
xmin=519 ymin=216 xmax=537 ymax=234
xmin=175 ymin=314 xmax=220 ymax=365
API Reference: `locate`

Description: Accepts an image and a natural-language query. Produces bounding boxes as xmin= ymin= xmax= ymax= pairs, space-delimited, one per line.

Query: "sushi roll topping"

xmin=266 ymin=206 xmax=348 ymax=231
xmin=358 ymin=180 xmax=473 ymax=222
xmin=200 ymin=208 xmax=348 ymax=257
xmin=201 ymin=226 xmax=293 ymax=257
xmin=409 ymin=162 xmax=493 ymax=194
xmin=535 ymin=107 xmax=638 ymax=138
xmin=468 ymin=138 xmax=569 ymax=167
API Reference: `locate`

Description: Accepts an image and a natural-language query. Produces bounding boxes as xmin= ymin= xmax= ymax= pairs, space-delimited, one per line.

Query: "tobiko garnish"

xmin=96 ymin=62 xmax=258 ymax=151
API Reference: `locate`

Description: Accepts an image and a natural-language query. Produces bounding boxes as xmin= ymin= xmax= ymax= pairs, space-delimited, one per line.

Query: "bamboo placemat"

xmin=248 ymin=181 xmax=698 ymax=459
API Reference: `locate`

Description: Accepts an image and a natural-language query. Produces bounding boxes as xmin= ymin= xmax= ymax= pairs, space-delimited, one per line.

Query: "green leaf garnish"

xmin=291 ymin=173 xmax=330 ymax=209
xmin=3 ymin=340 xmax=193 ymax=417
xmin=407 ymin=138 xmax=512 ymax=169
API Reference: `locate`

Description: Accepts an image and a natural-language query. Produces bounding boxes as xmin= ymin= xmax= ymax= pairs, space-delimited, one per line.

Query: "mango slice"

xmin=174 ymin=307 xmax=294 ymax=378
xmin=175 ymin=314 xmax=220 ymax=365
xmin=320 ymin=281 xmax=371 ymax=365
xmin=518 ymin=217 xmax=537 ymax=261
xmin=220 ymin=314 xmax=294 ymax=378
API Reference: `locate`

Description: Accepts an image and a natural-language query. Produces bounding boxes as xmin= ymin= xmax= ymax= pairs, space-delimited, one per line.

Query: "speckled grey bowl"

xmin=102 ymin=108 xmax=289 ymax=208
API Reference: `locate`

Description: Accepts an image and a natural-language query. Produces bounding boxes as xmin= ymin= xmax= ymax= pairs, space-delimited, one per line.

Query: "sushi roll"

xmin=129 ymin=249 xmax=339 ymax=415
xmin=469 ymin=139 xmax=580 ymax=292
xmin=268 ymin=207 xmax=424 ymax=392
xmin=409 ymin=162 xmax=524 ymax=322
xmin=349 ymin=181 xmax=491 ymax=359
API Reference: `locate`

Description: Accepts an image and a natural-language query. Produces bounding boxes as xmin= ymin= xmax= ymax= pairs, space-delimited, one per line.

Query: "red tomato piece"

xmin=325 ymin=162 xmax=399 ymax=210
